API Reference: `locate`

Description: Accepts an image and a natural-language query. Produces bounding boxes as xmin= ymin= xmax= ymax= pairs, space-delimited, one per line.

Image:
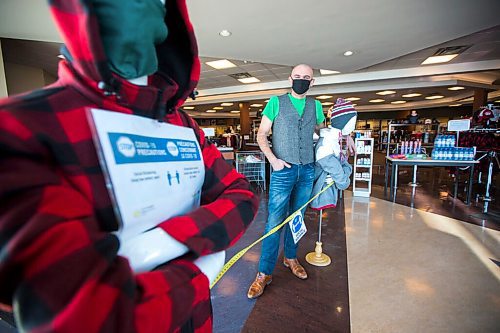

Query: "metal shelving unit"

xmin=353 ymin=138 xmax=374 ymax=197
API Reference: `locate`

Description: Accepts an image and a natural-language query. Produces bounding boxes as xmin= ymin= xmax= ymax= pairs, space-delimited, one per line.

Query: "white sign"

xmin=202 ymin=127 xmax=215 ymax=137
xmin=289 ymin=211 xmax=307 ymax=244
xmin=448 ymin=119 xmax=470 ymax=132
xmin=88 ymin=108 xmax=205 ymax=242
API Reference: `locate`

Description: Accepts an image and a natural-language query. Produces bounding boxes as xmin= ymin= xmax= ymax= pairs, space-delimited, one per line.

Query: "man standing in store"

xmin=247 ymin=64 xmax=325 ymax=299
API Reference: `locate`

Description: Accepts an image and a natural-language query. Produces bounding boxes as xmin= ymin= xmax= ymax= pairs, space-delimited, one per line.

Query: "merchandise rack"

xmin=353 ymin=138 xmax=374 ymax=197
xmin=236 ymin=151 xmax=266 ymax=191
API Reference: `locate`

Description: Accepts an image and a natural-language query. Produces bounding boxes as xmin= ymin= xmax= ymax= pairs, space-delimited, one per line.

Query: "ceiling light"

xmin=221 ymin=102 xmax=234 ymax=106
xmin=206 ymin=59 xmax=236 ymax=69
xmin=230 ymin=110 xmax=240 ymax=113
xmin=496 ymin=100 xmax=500 ymax=103
xmin=391 ymin=101 xmax=407 ymax=104
xmin=57 ymin=54 xmax=65 ymax=59
xmin=213 ymin=107 xmax=224 ymax=110
xmin=316 ymin=95 xmax=333 ymax=100
xmin=345 ymin=97 xmax=360 ymax=101
xmin=351 ymin=103 xmax=358 ymax=106
xmin=369 ymin=99 xmax=385 ymax=103
xmin=376 ymin=90 xmax=396 ymax=96
xmin=421 ymin=54 xmax=458 ymax=65
xmin=183 ymin=106 xmax=195 ymax=110
xmin=320 ymin=69 xmax=341 ymax=75
xmin=425 ymin=95 xmax=445 ymax=100
xmin=238 ymin=77 xmax=260 ymax=84
xmin=265 ymin=99 xmax=269 ymax=102
xmin=402 ymin=93 xmax=422 ymax=98
xmin=250 ymin=104 xmax=263 ymax=107
xmin=448 ymin=86 xmax=465 ymax=91
xmin=206 ymin=110 xmax=217 ymax=113
xmin=449 ymin=104 xmax=462 ymax=107
xmin=343 ymin=50 xmax=354 ymax=56
xmin=219 ymin=30 xmax=232 ymax=37
xmin=321 ymin=102 xmax=334 ymax=106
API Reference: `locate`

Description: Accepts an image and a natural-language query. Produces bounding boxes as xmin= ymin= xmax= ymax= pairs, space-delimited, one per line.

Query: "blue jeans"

xmin=258 ymin=163 xmax=315 ymax=275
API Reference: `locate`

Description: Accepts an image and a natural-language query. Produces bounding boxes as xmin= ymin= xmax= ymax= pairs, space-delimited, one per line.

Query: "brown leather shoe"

xmin=283 ymin=258 xmax=308 ymax=279
xmin=247 ymin=272 xmax=272 ymax=299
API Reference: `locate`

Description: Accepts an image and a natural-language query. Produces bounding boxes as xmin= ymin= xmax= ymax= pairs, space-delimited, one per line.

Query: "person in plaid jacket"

xmin=0 ymin=0 xmax=258 ymax=332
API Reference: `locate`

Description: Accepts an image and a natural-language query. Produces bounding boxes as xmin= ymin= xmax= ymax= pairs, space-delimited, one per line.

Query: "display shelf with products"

xmin=353 ymin=138 xmax=374 ymax=197
xmin=383 ymin=123 xmax=441 ymax=156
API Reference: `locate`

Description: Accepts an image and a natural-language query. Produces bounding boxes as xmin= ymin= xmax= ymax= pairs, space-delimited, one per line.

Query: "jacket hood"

xmin=49 ymin=0 xmax=200 ymax=110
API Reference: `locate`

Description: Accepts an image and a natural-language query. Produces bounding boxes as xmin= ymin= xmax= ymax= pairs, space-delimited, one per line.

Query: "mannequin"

xmin=94 ymin=0 xmax=225 ymax=284
xmin=310 ymin=99 xmax=356 ymax=210
xmin=0 ymin=0 xmax=259 ymax=331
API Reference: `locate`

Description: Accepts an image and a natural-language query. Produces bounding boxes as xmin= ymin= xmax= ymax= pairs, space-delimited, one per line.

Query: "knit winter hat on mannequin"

xmin=329 ymin=98 xmax=357 ymax=130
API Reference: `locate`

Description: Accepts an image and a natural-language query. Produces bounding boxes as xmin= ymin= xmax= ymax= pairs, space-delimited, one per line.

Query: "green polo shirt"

xmin=262 ymin=93 xmax=325 ymax=125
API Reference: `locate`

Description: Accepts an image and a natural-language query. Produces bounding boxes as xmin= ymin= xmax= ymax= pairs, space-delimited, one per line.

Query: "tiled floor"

xmin=344 ymin=192 xmax=500 ymax=333
xmin=211 ymin=189 xmax=500 ymax=333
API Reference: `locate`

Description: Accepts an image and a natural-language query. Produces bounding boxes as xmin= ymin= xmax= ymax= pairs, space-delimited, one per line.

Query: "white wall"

xmin=0 ymin=41 xmax=8 ymax=98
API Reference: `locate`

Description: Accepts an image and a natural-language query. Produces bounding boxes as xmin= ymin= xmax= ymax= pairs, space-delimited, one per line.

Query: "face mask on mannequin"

xmin=292 ymin=79 xmax=311 ymax=95
xmin=341 ymin=117 xmax=357 ymax=135
xmin=93 ymin=0 xmax=168 ymax=81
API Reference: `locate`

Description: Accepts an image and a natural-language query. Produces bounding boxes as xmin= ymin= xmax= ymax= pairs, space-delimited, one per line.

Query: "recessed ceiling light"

xmin=448 ymin=86 xmax=465 ymax=91
xmin=421 ymin=54 xmax=458 ymax=65
xmin=265 ymin=99 xmax=269 ymax=102
xmin=343 ymin=50 xmax=354 ymax=56
xmin=221 ymin=102 xmax=234 ymax=106
xmin=376 ymin=90 xmax=396 ymax=96
xmin=250 ymin=104 xmax=263 ymax=107
xmin=321 ymin=102 xmax=334 ymax=106
xmin=320 ymin=69 xmax=341 ymax=75
xmin=238 ymin=77 xmax=260 ymax=84
xmin=316 ymin=95 xmax=333 ymax=100
xmin=206 ymin=110 xmax=217 ymax=113
xmin=402 ymin=93 xmax=422 ymax=98
xmin=213 ymin=107 xmax=224 ymax=110
xmin=425 ymin=95 xmax=445 ymax=100
xmin=57 ymin=54 xmax=65 ymax=59
xmin=391 ymin=101 xmax=407 ymax=104
xmin=345 ymin=97 xmax=361 ymax=101
xmin=206 ymin=59 xmax=236 ymax=69
xmin=219 ymin=30 xmax=232 ymax=37
xmin=369 ymin=99 xmax=385 ymax=103
xmin=449 ymin=104 xmax=462 ymax=107
xmin=230 ymin=110 xmax=240 ymax=113
xmin=183 ymin=106 xmax=195 ymax=110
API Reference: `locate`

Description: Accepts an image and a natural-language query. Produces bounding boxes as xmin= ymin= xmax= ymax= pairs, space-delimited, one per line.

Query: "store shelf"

xmin=354 ymin=178 xmax=370 ymax=181
xmin=353 ymin=138 xmax=374 ymax=197
xmin=353 ymin=188 xmax=371 ymax=198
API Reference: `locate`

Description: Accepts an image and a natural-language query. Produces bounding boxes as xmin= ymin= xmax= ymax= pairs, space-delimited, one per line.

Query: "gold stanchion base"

xmin=305 ymin=241 xmax=331 ymax=266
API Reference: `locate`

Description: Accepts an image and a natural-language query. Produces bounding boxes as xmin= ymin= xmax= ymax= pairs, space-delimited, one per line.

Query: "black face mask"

xmin=292 ymin=79 xmax=311 ymax=95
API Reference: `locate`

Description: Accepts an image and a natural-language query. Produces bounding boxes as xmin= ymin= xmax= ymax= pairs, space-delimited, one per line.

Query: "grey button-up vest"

xmin=272 ymin=94 xmax=317 ymax=165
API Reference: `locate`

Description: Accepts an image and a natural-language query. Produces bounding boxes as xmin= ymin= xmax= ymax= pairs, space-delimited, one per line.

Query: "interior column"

xmin=472 ymin=88 xmax=489 ymax=112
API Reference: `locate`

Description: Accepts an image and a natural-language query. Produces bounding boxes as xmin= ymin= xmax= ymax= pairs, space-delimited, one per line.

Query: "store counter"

xmin=385 ymin=156 xmax=478 ymax=205
xmin=217 ymin=147 xmax=235 ymax=161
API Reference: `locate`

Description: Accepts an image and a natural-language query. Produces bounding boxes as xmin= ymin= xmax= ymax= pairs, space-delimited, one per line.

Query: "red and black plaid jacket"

xmin=0 ymin=0 xmax=258 ymax=332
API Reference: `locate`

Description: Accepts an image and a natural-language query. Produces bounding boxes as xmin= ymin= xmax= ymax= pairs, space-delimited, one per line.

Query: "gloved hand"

xmin=119 ymin=227 xmax=188 ymax=273
xmin=193 ymin=251 xmax=226 ymax=285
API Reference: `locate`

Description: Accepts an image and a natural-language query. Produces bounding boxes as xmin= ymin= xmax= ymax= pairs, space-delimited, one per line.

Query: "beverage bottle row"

xmin=431 ymin=147 xmax=475 ymax=160
xmin=434 ymin=135 xmax=456 ymax=148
